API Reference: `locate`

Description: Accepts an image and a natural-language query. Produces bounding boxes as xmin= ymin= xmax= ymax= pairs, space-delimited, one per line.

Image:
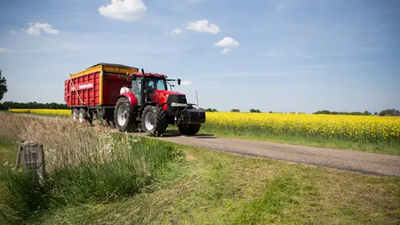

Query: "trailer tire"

xmin=142 ymin=105 xmax=168 ymax=137
xmin=114 ymin=97 xmax=137 ymax=132
xmin=178 ymin=124 xmax=201 ymax=136
xmin=79 ymin=108 xmax=88 ymax=123
xmin=72 ymin=108 xmax=79 ymax=122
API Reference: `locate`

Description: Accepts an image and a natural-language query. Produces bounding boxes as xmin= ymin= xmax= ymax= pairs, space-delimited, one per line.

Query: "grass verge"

xmin=0 ymin=114 xmax=183 ymax=224
xmin=37 ymin=143 xmax=400 ymax=225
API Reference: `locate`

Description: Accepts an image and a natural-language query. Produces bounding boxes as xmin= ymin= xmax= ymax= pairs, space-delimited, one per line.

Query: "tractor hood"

xmin=153 ymin=90 xmax=186 ymax=105
xmin=154 ymin=90 xmax=184 ymax=96
xmin=154 ymin=90 xmax=185 ymax=98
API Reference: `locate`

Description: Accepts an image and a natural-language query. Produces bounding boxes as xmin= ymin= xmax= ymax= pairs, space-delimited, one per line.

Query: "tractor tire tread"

xmin=142 ymin=105 xmax=168 ymax=137
xmin=114 ymin=97 xmax=137 ymax=132
xmin=178 ymin=124 xmax=201 ymax=135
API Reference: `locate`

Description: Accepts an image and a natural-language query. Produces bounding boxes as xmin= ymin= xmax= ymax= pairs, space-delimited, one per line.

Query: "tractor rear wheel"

xmin=114 ymin=98 xmax=137 ymax=132
xmin=178 ymin=124 xmax=201 ymax=135
xmin=141 ymin=105 xmax=168 ymax=137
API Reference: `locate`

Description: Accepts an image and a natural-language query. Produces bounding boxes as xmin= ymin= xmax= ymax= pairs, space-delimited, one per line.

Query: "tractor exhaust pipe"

xmin=141 ymin=68 xmax=146 ymax=109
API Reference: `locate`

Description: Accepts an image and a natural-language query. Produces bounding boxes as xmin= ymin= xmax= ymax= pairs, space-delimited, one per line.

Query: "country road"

xmin=144 ymin=130 xmax=400 ymax=177
xmin=9 ymin=113 xmax=400 ymax=177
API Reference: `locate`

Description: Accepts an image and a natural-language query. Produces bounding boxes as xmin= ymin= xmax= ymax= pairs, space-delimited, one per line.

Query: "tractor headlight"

xmin=171 ymin=102 xmax=187 ymax=107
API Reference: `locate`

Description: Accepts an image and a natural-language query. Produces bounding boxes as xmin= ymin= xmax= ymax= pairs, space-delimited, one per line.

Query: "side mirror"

xmin=178 ymin=79 xmax=181 ymax=85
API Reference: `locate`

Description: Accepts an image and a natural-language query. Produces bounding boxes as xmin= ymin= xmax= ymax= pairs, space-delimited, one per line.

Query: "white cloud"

xmin=181 ymin=80 xmax=192 ymax=85
xmin=221 ymin=48 xmax=231 ymax=54
xmin=215 ymin=37 xmax=239 ymax=54
xmin=186 ymin=19 xmax=220 ymax=34
xmin=171 ymin=28 xmax=183 ymax=36
xmin=277 ymin=5 xmax=284 ymax=11
xmin=98 ymin=0 xmax=147 ymax=21
xmin=214 ymin=37 xmax=239 ymax=48
xmin=24 ymin=23 xmax=59 ymax=36
xmin=0 ymin=47 xmax=11 ymax=52
xmin=10 ymin=30 xmax=19 ymax=34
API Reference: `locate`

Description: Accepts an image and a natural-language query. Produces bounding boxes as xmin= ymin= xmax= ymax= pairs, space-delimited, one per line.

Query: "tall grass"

xmin=0 ymin=113 xmax=181 ymax=224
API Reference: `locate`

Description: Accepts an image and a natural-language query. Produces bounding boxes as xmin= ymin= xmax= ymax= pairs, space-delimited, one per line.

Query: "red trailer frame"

xmin=64 ymin=63 xmax=139 ymax=108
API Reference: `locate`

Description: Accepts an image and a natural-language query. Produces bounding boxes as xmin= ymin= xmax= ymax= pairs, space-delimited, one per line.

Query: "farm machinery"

xmin=64 ymin=63 xmax=206 ymax=136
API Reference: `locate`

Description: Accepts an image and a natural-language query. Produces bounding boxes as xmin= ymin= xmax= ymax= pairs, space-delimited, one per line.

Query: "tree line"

xmin=202 ymin=108 xmax=262 ymax=113
xmin=314 ymin=109 xmax=400 ymax=116
xmin=201 ymin=108 xmax=399 ymax=116
xmin=0 ymin=101 xmax=69 ymax=110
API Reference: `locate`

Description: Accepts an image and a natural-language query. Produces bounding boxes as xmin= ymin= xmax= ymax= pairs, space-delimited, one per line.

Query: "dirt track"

xmin=145 ymin=131 xmax=400 ymax=177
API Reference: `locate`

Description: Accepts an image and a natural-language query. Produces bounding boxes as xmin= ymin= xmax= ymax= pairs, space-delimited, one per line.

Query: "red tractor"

xmin=65 ymin=63 xmax=206 ymax=136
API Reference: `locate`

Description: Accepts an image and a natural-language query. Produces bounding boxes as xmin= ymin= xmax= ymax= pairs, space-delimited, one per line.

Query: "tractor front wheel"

xmin=141 ymin=105 xmax=168 ymax=137
xmin=114 ymin=98 xmax=137 ymax=132
xmin=178 ymin=124 xmax=201 ymax=136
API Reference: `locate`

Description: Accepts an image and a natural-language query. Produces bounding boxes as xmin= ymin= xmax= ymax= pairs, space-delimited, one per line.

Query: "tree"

xmin=0 ymin=69 xmax=7 ymax=101
xmin=314 ymin=110 xmax=330 ymax=114
xmin=250 ymin=109 xmax=261 ymax=113
xmin=205 ymin=108 xmax=218 ymax=112
xmin=378 ymin=109 xmax=400 ymax=116
xmin=363 ymin=111 xmax=371 ymax=116
xmin=231 ymin=109 xmax=240 ymax=113
xmin=374 ymin=112 xmax=378 ymax=116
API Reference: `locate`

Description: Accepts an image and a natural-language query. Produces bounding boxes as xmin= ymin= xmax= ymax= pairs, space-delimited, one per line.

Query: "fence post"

xmin=15 ymin=141 xmax=46 ymax=183
xmin=15 ymin=141 xmax=24 ymax=169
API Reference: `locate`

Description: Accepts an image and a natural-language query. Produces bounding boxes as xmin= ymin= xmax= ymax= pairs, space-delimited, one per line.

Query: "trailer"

xmin=65 ymin=63 xmax=138 ymax=123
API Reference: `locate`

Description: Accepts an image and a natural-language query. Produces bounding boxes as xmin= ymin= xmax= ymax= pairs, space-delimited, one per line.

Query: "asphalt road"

xmin=146 ymin=131 xmax=400 ymax=177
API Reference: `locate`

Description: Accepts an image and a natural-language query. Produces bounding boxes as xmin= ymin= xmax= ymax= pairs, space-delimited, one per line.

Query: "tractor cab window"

xmin=145 ymin=78 xmax=167 ymax=92
xmin=147 ymin=80 xmax=156 ymax=92
xmin=157 ymin=80 xmax=167 ymax=91
xmin=132 ymin=76 xmax=142 ymax=105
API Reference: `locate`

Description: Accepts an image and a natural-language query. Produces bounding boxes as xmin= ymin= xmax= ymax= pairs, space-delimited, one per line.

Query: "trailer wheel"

xmin=72 ymin=108 xmax=79 ymax=122
xmin=114 ymin=97 xmax=137 ymax=132
xmin=142 ymin=105 xmax=167 ymax=137
xmin=178 ymin=124 xmax=201 ymax=136
xmin=78 ymin=108 xmax=88 ymax=123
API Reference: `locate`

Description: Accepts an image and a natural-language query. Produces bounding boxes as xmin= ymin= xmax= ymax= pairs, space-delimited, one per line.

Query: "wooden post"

xmin=15 ymin=141 xmax=46 ymax=183
xmin=15 ymin=141 xmax=24 ymax=169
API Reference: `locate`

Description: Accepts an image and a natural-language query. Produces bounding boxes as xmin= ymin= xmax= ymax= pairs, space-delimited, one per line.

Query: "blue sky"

xmin=0 ymin=0 xmax=399 ymax=113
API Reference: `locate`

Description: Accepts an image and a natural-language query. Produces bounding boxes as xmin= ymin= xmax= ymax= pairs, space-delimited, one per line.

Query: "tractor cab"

xmin=129 ymin=72 xmax=171 ymax=105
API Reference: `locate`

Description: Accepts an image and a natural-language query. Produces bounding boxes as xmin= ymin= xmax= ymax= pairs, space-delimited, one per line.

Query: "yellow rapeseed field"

xmin=205 ymin=112 xmax=400 ymax=143
xmin=9 ymin=108 xmax=71 ymax=116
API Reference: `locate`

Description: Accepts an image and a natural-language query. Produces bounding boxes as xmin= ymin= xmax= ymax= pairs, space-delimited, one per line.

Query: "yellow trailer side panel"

xmin=70 ymin=64 xmax=138 ymax=79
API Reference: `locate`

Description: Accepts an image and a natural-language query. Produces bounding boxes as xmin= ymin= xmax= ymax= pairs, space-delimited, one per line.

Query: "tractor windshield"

xmin=145 ymin=78 xmax=167 ymax=91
